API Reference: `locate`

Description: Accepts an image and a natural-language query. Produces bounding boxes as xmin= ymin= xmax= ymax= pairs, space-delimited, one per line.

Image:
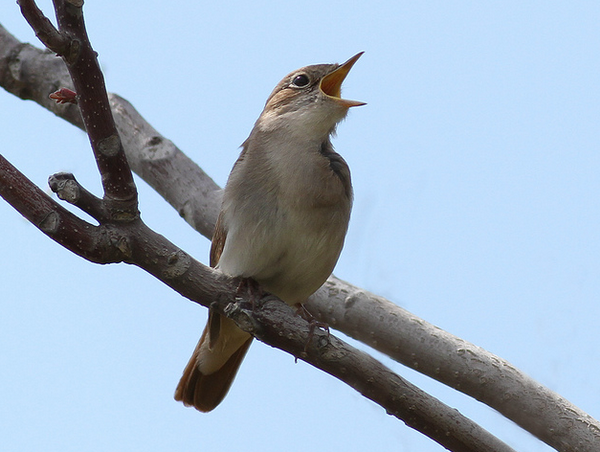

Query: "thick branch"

xmin=2 ymin=17 xmax=600 ymax=452
xmin=251 ymin=298 xmax=516 ymax=452
xmin=2 ymin=4 xmax=516 ymax=451
xmin=0 ymin=23 xmax=221 ymax=238
xmin=0 ymin=24 xmax=81 ymax=125
xmin=0 ymin=155 xmax=123 ymax=263
xmin=309 ymin=277 xmax=600 ymax=452
xmin=0 ymin=155 xmax=514 ymax=452
xmin=109 ymin=93 xmax=222 ymax=238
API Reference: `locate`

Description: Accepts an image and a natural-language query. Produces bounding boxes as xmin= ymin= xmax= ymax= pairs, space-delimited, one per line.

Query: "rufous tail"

xmin=175 ymin=312 xmax=252 ymax=412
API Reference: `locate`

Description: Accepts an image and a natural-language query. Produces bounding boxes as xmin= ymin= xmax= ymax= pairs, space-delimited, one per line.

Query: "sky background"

xmin=1 ymin=1 xmax=599 ymax=451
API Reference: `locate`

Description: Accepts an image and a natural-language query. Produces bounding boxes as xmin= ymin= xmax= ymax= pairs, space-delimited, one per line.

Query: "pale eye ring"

xmin=291 ymin=74 xmax=310 ymax=88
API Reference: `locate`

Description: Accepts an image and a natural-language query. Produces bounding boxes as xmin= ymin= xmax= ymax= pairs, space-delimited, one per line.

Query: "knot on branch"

xmin=103 ymin=226 xmax=133 ymax=260
xmin=98 ymin=134 xmax=120 ymax=157
xmin=38 ymin=210 xmax=60 ymax=233
xmin=223 ymin=300 xmax=263 ymax=336
xmin=63 ymin=38 xmax=81 ymax=65
xmin=164 ymin=250 xmax=191 ymax=279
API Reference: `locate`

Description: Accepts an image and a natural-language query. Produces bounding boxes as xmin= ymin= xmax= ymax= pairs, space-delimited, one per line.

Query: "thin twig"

xmin=19 ymin=0 xmax=138 ymax=207
xmin=18 ymin=0 xmax=69 ymax=54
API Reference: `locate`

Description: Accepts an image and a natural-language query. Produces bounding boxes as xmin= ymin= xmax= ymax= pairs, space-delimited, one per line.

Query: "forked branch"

xmin=1 ymin=3 xmax=517 ymax=452
xmin=19 ymin=0 xmax=138 ymax=208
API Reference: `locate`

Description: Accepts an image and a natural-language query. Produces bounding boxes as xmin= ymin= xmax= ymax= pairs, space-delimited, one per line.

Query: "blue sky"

xmin=1 ymin=2 xmax=599 ymax=451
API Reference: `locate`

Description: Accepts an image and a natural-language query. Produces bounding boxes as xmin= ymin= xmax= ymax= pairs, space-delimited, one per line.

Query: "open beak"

xmin=320 ymin=52 xmax=366 ymax=108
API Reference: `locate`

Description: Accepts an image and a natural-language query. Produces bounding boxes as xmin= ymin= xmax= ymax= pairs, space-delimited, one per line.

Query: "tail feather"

xmin=175 ymin=313 xmax=252 ymax=412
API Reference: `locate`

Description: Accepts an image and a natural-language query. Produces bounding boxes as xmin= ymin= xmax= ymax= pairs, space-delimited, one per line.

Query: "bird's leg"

xmin=295 ymin=303 xmax=330 ymax=353
xmin=236 ymin=277 xmax=263 ymax=310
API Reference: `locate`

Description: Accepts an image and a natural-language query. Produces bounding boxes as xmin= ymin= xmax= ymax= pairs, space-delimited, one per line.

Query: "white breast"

xmin=217 ymin=134 xmax=351 ymax=305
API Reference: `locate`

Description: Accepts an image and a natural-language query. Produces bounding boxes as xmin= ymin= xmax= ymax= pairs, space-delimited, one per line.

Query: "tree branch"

xmin=17 ymin=0 xmax=69 ymax=54
xmin=109 ymin=92 xmax=222 ymax=238
xmin=0 ymin=4 xmax=517 ymax=452
xmin=1 ymin=8 xmax=600 ymax=452
xmin=19 ymin=0 xmax=137 ymax=207
xmin=309 ymin=277 xmax=600 ymax=452
xmin=0 ymin=21 xmax=222 ymax=238
xmin=0 ymin=144 xmax=515 ymax=452
xmin=0 ymin=154 xmax=121 ymax=263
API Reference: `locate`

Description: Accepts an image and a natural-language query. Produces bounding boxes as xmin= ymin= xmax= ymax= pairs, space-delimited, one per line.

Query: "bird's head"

xmin=257 ymin=52 xmax=365 ymax=138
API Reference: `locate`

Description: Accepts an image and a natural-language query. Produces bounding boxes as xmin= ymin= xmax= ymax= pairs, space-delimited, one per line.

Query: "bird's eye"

xmin=291 ymin=74 xmax=310 ymax=87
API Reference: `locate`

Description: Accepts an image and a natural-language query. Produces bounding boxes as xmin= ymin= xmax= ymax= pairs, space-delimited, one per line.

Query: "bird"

xmin=174 ymin=53 xmax=365 ymax=412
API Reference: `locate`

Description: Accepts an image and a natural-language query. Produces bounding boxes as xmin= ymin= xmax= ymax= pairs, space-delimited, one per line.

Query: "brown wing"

xmin=175 ymin=148 xmax=254 ymax=413
xmin=209 ymin=143 xmax=248 ymax=268
xmin=210 ymin=210 xmax=227 ymax=268
xmin=207 ymin=211 xmax=228 ymax=346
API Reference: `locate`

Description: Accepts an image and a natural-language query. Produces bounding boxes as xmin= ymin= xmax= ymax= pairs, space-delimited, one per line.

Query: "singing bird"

xmin=175 ymin=53 xmax=365 ymax=412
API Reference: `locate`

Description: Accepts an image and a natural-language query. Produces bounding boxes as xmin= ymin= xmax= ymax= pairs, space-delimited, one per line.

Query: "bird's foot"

xmin=236 ymin=277 xmax=263 ymax=310
xmin=295 ymin=304 xmax=330 ymax=353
